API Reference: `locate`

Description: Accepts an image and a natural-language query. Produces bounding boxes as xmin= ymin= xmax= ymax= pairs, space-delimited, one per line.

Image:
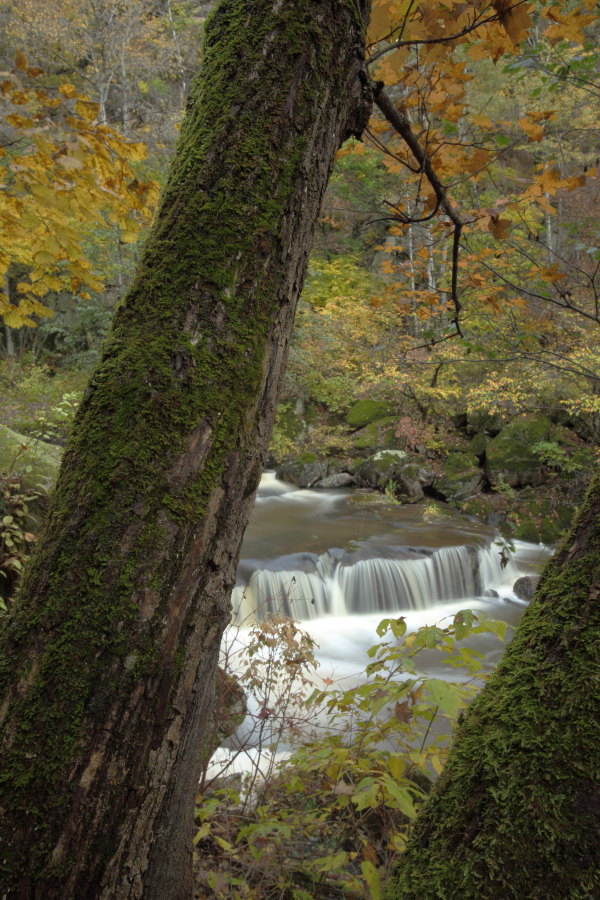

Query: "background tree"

xmin=0 ymin=0 xmax=372 ymax=896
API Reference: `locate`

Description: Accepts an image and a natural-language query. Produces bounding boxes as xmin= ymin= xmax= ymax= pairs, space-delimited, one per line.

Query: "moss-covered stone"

xmin=466 ymin=409 xmax=503 ymax=435
xmin=355 ymin=450 xmax=408 ymax=488
xmin=512 ymin=494 xmax=576 ymax=545
xmin=486 ymin=413 xmax=553 ymax=488
xmin=346 ymin=399 xmax=396 ymax=428
xmin=351 ymin=416 xmax=398 ymax=451
xmin=468 ymin=431 xmax=487 ymax=459
xmin=437 ymin=452 xmax=484 ymax=502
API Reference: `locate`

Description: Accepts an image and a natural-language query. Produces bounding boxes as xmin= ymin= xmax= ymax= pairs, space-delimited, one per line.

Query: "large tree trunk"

xmin=0 ymin=1 xmax=372 ymax=896
xmin=386 ymin=471 xmax=600 ymax=899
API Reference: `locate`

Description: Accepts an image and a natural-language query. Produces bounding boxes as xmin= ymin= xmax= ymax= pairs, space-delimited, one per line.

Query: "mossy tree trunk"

xmin=386 ymin=471 xmax=600 ymax=899
xmin=0 ymin=1 xmax=372 ymax=896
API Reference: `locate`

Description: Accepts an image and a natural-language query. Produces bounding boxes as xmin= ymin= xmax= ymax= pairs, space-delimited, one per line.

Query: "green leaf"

xmin=361 ymin=859 xmax=381 ymax=900
xmin=426 ymin=679 xmax=465 ymax=718
xmin=382 ymin=776 xmax=417 ymax=818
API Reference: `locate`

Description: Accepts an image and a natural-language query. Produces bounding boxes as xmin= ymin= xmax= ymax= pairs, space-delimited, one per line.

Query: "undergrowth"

xmin=195 ymin=610 xmax=506 ymax=899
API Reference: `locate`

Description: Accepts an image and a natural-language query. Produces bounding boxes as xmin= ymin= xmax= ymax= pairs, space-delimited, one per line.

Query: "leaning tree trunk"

xmin=386 ymin=470 xmax=600 ymax=899
xmin=0 ymin=1 xmax=372 ymax=896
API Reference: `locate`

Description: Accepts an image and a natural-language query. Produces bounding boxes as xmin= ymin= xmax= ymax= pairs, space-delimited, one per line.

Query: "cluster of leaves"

xmin=0 ymin=52 xmax=160 ymax=328
xmin=28 ymin=390 xmax=79 ymax=445
xmin=279 ymin=0 xmax=599 ymax=463
xmin=195 ymin=610 xmax=506 ymax=899
xmin=0 ymin=469 xmax=39 ymax=609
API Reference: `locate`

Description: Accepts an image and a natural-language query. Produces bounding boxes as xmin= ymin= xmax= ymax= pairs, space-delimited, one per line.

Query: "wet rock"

xmin=316 ymin=472 xmax=355 ymax=489
xmin=394 ymin=467 xmax=424 ymax=503
xmin=513 ymin=575 xmax=540 ymax=601
xmin=355 ymin=451 xmax=436 ymax=503
xmin=276 ymin=456 xmax=333 ymax=488
xmin=436 ymin=452 xmax=484 ymax=502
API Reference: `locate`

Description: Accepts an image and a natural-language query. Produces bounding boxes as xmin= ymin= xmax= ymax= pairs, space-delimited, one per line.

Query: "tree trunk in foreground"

xmin=386 ymin=471 xmax=600 ymax=899
xmin=0 ymin=2 xmax=372 ymax=896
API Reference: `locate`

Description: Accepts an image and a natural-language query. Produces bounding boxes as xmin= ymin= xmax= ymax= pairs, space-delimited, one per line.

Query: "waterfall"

xmin=231 ymin=541 xmax=521 ymax=623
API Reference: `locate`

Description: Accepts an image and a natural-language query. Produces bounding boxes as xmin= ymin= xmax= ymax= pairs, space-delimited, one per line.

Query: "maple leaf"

xmin=394 ymin=700 xmax=412 ymax=723
xmin=518 ymin=117 xmax=544 ymax=142
xmin=488 ymin=215 xmax=511 ymax=240
xmin=543 ymin=6 xmax=597 ymax=45
xmin=493 ymin=1 xmax=533 ymax=46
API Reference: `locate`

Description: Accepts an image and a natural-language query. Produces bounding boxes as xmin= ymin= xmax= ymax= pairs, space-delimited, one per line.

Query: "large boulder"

xmin=355 ymin=450 xmax=409 ymax=489
xmin=355 ymin=451 xmax=435 ymax=503
xmin=346 ymin=399 xmax=395 ymax=429
xmin=437 ymin=452 xmax=484 ymax=502
xmin=393 ymin=464 xmax=425 ymax=503
xmin=486 ymin=414 xmax=553 ymax=488
xmin=466 ymin=409 xmax=503 ymax=436
xmin=513 ymin=575 xmax=541 ymax=601
xmin=315 ymin=472 xmax=355 ymax=489
xmin=351 ymin=416 xmax=399 ymax=452
xmin=276 ymin=455 xmax=334 ymax=488
xmin=468 ymin=431 xmax=488 ymax=461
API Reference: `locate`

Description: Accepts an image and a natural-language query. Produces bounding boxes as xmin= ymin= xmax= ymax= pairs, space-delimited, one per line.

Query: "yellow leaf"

xmin=543 ymin=7 xmax=596 ymax=45
xmin=75 ymin=99 xmax=100 ymax=122
xmin=3 ymin=308 xmax=34 ymax=327
xmin=59 ymin=83 xmax=78 ymax=99
xmin=538 ymin=264 xmax=567 ymax=283
xmin=367 ymin=0 xmax=397 ymax=43
xmin=57 ymin=155 xmax=84 ymax=171
xmin=5 ymin=113 xmax=35 ymax=129
xmin=119 ymin=231 xmax=139 ymax=244
xmin=14 ymin=50 xmax=28 ymax=72
xmin=120 ymin=141 xmax=148 ymax=163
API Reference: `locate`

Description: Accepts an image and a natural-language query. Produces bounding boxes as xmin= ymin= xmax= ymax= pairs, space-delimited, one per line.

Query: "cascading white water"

xmin=212 ymin=475 xmax=552 ymax=779
xmin=231 ymin=540 xmax=524 ymax=624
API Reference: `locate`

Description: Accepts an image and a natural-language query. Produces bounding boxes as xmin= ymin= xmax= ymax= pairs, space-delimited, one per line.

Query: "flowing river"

xmin=212 ymin=473 xmax=551 ymax=778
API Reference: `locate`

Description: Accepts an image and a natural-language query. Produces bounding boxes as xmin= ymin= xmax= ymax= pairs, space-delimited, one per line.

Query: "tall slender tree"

xmin=0 ymin=1 xmax=372 ymax=896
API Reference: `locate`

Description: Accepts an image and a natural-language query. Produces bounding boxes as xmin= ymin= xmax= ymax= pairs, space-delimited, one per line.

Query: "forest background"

xmin=1 ymin=0 xmax=599 ymax=570
xmin=0 ymin=0 xmax=599 ymax=896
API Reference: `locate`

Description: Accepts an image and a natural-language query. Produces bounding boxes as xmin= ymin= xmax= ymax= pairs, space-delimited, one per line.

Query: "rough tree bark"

xmin=386 ymin=471 xmax=600 ymax=899
xmin=0 ymin=1 xmax=372 ymax=896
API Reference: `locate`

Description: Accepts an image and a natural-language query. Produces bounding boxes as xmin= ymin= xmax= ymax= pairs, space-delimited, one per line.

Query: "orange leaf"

xmin=518 ymin=118 xmax=544 ymax=142
xmin=493 ymin=1 xmax=532 ymax=46
xmin=488 ymin=215 xmax=511 ymax=239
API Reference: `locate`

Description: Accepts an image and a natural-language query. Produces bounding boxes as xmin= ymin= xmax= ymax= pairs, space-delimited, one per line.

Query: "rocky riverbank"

xmin=271 ymin=400 xmax=596 ymax=546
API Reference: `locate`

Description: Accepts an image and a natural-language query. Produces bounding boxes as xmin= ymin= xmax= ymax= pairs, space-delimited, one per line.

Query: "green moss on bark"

xmin=386 ymin=471 xmax=600 ymax=899
xmin=0 ymin=0 xmax=372 ymax=894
